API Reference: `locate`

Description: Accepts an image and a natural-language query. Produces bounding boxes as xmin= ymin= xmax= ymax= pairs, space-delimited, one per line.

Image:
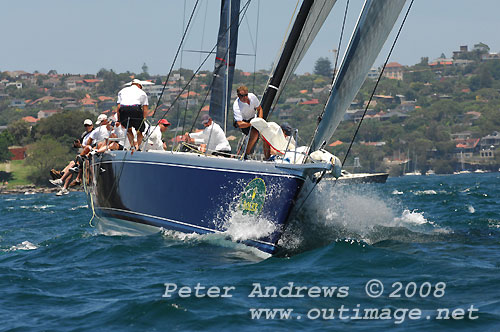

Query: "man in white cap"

xmin=50 ymin=118 xmax=94 ymax=181
xmin=87 ymin=114 xmax=110 ymax=148
xmin=116 ymin=79 xmax=150 ymax=150
xmin=184 ymin=114 xmax=231 ymax=155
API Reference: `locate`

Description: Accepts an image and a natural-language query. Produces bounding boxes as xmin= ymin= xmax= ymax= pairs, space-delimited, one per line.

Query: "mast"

xmin=261 ymin=0 xmax=314 ymax=119
xmin=209 ymin=0 xmax=240 ymax=131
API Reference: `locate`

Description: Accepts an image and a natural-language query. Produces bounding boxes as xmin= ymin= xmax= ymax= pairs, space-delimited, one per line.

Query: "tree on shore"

xmin=314 ymin=57 xmax=333 ymax=77
xmin=7 ymin=120 xmax=30 ymax=146
xmin=25 ymin=137 xmax=71 ymax=185
xmin=0 ymin=131 xmax=14 ymax=162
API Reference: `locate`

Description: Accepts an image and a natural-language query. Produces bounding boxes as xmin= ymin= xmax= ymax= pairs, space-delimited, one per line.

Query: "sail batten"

xmin=310 ymin=0 xmax=407 ymax=152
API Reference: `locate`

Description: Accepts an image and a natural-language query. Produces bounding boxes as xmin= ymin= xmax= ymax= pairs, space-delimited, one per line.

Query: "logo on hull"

xmin=239 ymin=178 xmax=266 ymax=215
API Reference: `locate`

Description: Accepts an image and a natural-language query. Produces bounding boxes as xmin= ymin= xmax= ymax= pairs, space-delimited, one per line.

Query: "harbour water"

xmin=1 ymin=173 xmax=499 ymax=331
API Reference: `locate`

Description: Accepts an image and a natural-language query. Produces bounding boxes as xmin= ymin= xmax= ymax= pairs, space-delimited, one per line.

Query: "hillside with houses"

xmin=1 ymin=42 xmax=500 ymax=185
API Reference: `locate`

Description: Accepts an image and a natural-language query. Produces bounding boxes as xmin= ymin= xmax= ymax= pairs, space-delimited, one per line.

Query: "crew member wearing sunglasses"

xmin=233 ymin=85 xmax=269 ymax=159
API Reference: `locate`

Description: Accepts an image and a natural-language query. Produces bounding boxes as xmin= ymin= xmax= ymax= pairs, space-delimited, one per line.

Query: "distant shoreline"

xmin=0 ymin=185 xmax=82 ymax=195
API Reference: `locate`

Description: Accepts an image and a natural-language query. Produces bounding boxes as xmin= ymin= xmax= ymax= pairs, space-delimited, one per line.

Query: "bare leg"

xmin=62 ymin=175 xmax=72 ymax=190
xmin=137 ymin=131 xmax=143 ymax=150
xmin=127 ymin=129 xmax=135 ymax=149
xmin=62 ymin=160 xmax=75 ymax=174
xmin=80 ymin=146 xmax=91 ymax=156
xmin=263 ymin=141 xmax=271 ymax=160
xmin=60 ymin=168 xmax=73 ymax=182
xmin=245 ymin=128 xmax=259 ymax=156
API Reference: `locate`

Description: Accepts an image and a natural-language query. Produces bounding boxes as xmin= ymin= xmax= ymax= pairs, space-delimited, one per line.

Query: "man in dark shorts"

xmin=116 ymin=79 xmax=150 ymax=150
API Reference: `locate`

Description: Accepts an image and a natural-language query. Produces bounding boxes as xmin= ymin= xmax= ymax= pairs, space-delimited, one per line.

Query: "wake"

xmin=278 ymin=182 xmax=450 ymax=255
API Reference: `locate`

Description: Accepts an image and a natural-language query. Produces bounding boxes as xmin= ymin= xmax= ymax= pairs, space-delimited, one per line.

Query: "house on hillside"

xmin=10 ymin=99 xmax=26 ymax=108
xmin=6 ymin=82 xmax=23 ymax=89
xmin=383 ymin=62 xmax=404 ymax=80
xmin=5 ymin=71 xmax=30 ymax=79
xmin=299 ymin=99 xmax=319 ymax=105
xmin=429 ymin=57 xmax=454 ymax=67
xmin=65 ymin=76 xmax=85 ymax=91
xmin=277 ymin=108 xmax=293 ymax=121
xmin=37 ymin=109 xmax=61 ymax=119
xmin=480 ymin=131 xmax=500 ymax=149
xmin=480 ymin=148 xmax=495 ymax=159
xmin=22 ymin=116 xmax=38 ymax=124
xmin=396 ymin=100 xmax=416 ymax=113
xmin=452 ymin=45 xmax=468 ymax=59
xmin=143 ymin=84 xmax=167 ymax=98
xmin=482 ymin=53 xmax=500 ymax=61
xmin=453 ymin=59 xmax=474 ymax=67
xmin=454 ymin=138 xmax=480 ymax=158
xmin=451 ymin=131 xmax=473 ymax=140
xmin=83 ymin=79 xmax=102 ymax=88
xmin=379 ymin=111 xmax=409 ymax=121
xmin=42 ymin=77 xmax=60 ymax=87
xmin=97 ymin=96 xmax=115 ymax=111
xmin=80 ymin=94 xmax=97 ymax=111
xmin=284 ymin=97 xmax=306 ymax=104
xmin=367 ymin=67 xmax=380 ymax=80
xmin=8 ymin=146 xmax=27 ymax=160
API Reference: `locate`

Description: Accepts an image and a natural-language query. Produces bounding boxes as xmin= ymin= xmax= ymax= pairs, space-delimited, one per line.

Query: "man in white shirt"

xmin=116 ymin=79 xmax=150 ymax=150
xmin=143 ymin=119 xmax=170 ymax=151
xmin=87 ymin=114 xmax=110 ymax=148
xmin=184 ymin=114 xmax=231 ymax=154
xmin=232 ymin=85 xmax=269 ymax=159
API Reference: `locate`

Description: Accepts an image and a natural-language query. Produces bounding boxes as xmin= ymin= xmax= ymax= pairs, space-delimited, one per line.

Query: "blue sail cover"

xmin=209 ymin=0 xmax=240 ymax=131
xmin=310 ymin=0 xmax=406 ymax=152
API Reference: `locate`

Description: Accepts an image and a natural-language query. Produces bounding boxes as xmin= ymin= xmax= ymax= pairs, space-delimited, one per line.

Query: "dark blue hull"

xmin=87 ymin=151 xmax=329 ymax=254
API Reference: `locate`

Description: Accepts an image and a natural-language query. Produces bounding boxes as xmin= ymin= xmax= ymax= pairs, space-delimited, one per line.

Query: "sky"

xmin=1 ymin=0 xmax=500 ymax=76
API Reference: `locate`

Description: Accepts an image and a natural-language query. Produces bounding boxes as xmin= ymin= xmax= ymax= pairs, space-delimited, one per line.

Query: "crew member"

xmin=184 ymin=114 xmax=231 ymax=154
xmin=116 ymin=79 xmax=150 ymax=150
xmin=143 ymin=119 xmax=170 ymax=151
xmin=232 ymin=85 xmax=269 ymax=159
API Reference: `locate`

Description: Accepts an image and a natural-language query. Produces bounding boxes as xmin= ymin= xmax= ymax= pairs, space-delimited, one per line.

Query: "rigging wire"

xmin=151 ymin=0 xmax=200 ymax=118
xmin=143 ymin=0 xmax=253 ymax=145
xmin=342 ymin=0 xmax=414 ymax=167
xmin=182 ymin=0 xmax=253 ymax=133
xmin=252 ymin=0 xmax=260 ymax=92
xmin=332 ymin=0 xmax=349 ymax=84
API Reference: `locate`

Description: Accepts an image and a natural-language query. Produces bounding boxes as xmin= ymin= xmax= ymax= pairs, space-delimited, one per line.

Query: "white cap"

xmin=125 ymin=78 xmax=154 ymax=87
xmin=96 ymin=114 xmax=107 ymax=125
xmin=83 ymin=119 xmax=93 ymax=126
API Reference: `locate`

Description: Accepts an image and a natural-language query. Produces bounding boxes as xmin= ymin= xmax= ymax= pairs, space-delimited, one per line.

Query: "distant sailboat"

xmin=404 ymin=150 xmax=420 ymax=176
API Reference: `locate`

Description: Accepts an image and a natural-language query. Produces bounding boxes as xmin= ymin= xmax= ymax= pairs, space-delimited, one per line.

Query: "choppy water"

xmin=1 ymin=173 xmax=499 ymax=331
